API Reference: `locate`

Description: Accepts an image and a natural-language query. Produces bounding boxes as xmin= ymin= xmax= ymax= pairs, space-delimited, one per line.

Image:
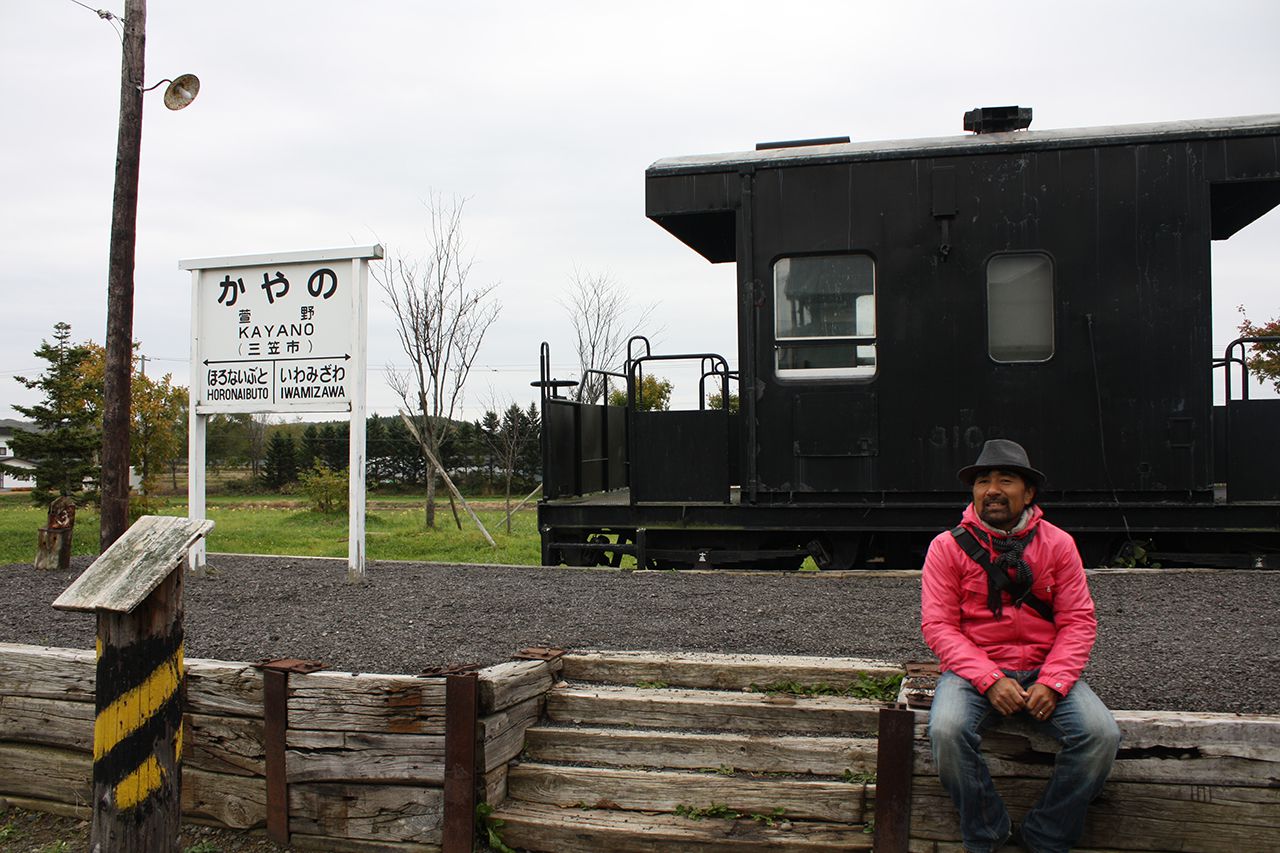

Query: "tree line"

xmin=253 ymin=404 xmax=540 ymax=496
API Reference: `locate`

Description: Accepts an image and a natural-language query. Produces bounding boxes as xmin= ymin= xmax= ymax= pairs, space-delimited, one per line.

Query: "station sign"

xmin=182 ymin=247 xmax=382 ymax=414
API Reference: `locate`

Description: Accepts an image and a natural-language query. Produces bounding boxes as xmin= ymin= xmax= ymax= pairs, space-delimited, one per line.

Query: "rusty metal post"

xmin=258 ymin=658 xmax=324 ymax=847
xmin=263 ymin=667 xmax=290 ymax=845
xmin=443 ymin=672 xmax=478 ymax=853
xmin=874 ymin=706 xmax=917 ymax=853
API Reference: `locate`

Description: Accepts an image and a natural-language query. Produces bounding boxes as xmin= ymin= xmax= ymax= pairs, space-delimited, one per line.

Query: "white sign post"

xmin=180 ymin=245 xmax=383 ymax=581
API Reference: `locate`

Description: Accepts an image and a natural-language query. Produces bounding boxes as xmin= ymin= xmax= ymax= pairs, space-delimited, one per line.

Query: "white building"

xmin=0 ymin=419 xmax=37 ymax=490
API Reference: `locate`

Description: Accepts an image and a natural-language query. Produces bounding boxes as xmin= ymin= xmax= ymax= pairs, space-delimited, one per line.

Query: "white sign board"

xmin=180 ymin=245 xmax=383 ymax=580
xmin=187 ymin=251 xmax=373 ymax=414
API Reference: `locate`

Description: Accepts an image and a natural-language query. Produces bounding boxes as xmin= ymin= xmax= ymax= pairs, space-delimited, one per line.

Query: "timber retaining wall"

xmin=0 ymin=642 xmax=556 ymax=851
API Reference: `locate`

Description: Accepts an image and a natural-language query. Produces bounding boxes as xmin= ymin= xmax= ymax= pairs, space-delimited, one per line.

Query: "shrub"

xmin=299 ymin=463 xmax=348 ymax=513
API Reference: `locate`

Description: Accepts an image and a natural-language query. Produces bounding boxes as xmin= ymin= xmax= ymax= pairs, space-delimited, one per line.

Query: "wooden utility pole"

xmin=101 ymin=0 xmax=147 ymax=551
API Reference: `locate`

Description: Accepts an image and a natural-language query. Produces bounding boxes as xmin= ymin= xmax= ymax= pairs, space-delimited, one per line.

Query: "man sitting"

xmin=921 ymin=439 xmax=1121 ymax=852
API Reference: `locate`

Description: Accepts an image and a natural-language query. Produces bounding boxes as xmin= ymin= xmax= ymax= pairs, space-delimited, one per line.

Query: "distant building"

xmin=0 ymin=419 xmax=37 ymax=490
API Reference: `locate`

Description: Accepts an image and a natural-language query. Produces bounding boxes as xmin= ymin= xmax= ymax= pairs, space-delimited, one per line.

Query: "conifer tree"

xmin=3 ymin=322 xmax=100 ymax=504
xmin=260 ymin=432 xmax=299 ymax=490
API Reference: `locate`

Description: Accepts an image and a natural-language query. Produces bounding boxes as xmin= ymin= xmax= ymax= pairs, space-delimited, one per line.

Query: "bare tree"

xmin=561 ymin=270 xmax=657 ymax=404
xmin=379 ymin=194 xmax=500 ymax=528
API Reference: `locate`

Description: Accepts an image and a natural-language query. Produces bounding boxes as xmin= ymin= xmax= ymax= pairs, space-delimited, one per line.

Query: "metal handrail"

xmin=1223 ymin=335 xmax=1280 ymax=402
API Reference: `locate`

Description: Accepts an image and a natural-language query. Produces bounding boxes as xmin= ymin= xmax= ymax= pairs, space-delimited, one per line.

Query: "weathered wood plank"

xmin=481 ymin=763 xmax=508 ymax=807
xmin=285 ymin=730 xmax=445 ymax=784
xmin=53 ymin=515 xmax=213 ymax=613
xmin=523 ymin=725 xmax=878 ymax=777
xmin=287 ymin=671 xmax=446 ymax=734
xmin=0 ymin=796 xmax=90 ymax=821
xmin=0 ymin=694 xmax=93 ymax=751
xmin=0 ymin=643 xmax=95 ymax=702
xmin=908 ymin=707 xmax=1280 ymax=760
xmin=183 ymin=712 xmax=265 ymax=777
xmin=288 ymin=782 xmax=444 ymax=844
xmin=912 ymin=730 xmax=1280 ymax=787
xmin=547 ymin=684 xmax=884 ymax=734
xmin=562 ymin=650 xmax=902 ymax=691
xmin=291 ymin=833 xmax=441 ymax=852
xmin=182 ymin=766 xmax=268 ymax=829
xmin=507 ymin=762 xmax=869 ymax=822
xmin=910 ymin=776 xmax=1280 ymax=852
xmin=185 ymin=657 xmax=264 ymax=717
xmin=478 ymin=694 xmax=543 ymax=773
xmin=0 ymin=742 xmax=91 ymax=804
xmin=477 ymin=659 xmax=555 ymax=713
xmin=493 ymin=801 xmax=874 ymax=852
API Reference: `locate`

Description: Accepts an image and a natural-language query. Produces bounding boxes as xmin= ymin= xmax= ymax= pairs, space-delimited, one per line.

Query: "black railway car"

xmin=536 ymin=111 xmax=1280 ymax=569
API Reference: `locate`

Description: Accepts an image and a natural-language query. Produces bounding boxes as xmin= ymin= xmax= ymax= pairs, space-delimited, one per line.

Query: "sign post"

xmin=180 ymin=246 xmax=382 ymax=580
xmin=53 ymin=515 xmax=214 ymax=852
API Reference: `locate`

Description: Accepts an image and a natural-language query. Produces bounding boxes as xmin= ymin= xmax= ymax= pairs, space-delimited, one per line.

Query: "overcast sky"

xmin=3 ymin=1 xmax=1278 ymax=422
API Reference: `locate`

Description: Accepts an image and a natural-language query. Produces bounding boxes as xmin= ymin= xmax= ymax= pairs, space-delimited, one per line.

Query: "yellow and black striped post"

xmin=92 ymin=569 xmax=186 ymax=848
xmin=53 ymin=515 xmax=213 ymax=853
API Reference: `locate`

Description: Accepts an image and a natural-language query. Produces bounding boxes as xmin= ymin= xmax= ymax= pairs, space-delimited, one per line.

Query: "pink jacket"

xmin=921 ymin=503 xmax=1097 ymax=697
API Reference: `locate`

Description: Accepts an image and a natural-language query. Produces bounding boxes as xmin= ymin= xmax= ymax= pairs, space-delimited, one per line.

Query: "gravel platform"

xmin=2 ymin=555 xmax=1277 ymax=714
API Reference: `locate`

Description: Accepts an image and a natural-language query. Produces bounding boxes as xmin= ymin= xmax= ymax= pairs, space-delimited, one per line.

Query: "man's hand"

xmin=1025 ymin=683 xmax=1060 ymax=721
xmin=985 ymin=677 xmax=1028 ymax=716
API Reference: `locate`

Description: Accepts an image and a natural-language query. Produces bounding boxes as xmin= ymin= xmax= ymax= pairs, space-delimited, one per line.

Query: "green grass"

xmin=0 ymin=492 xmax=542 ymax=566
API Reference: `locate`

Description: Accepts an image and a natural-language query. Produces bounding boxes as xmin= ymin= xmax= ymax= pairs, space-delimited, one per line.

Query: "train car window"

xmin=773 ymin=254 xmax=876 ymax=379
xmin=987 ymin=253 xmax=1054 ymax=362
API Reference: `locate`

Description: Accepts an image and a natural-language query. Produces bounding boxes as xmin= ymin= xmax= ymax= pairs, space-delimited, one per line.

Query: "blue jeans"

xmin=928 ymin=670 xmax=1120 ymax=853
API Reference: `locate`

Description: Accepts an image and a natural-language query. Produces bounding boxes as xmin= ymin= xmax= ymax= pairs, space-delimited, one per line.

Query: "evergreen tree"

xmin=3 ymin=322 xmax=100 ymax=504
xmin=365 ymin=416 xmax=390 ymax=487
xmin=299 ymin=423 xmax=323 ymax=471
xmin=260 ymin=433 xmax=299 ymax=490
xmin=322 ymin=421 xmax=350 ymax=471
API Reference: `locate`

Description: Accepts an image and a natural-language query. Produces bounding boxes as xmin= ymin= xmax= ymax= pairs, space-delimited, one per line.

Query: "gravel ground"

xmin=2 ymin=555 xmax=1278 ymax=714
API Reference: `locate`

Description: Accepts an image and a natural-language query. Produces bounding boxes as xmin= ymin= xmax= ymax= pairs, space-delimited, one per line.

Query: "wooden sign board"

xmin=52 ymin=515 xmax=214 ymax=614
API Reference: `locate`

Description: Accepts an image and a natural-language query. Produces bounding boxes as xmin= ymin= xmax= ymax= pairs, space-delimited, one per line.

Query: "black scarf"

xmin=972 ymin=525 xmax=1037 ymax=619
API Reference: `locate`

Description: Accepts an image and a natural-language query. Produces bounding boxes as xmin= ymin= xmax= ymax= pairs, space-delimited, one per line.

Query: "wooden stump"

xmin=35 ymin=526 xmax=74 ymax=571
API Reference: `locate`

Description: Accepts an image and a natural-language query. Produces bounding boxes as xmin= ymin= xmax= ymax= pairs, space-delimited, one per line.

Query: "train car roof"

xmin=646 ymin=113 xmax=1280 ymax=262
xmin=646 ymin=113 xmax=1280 ymax=176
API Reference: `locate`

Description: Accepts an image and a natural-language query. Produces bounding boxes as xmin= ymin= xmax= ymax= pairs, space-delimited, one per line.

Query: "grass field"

xmin=0 ymin=492 xmax=542 ymax=566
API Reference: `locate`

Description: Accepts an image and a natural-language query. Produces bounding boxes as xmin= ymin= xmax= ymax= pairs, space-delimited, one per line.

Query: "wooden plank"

xmin=523 ymin=725 xmax=878 ymax=776
xmin=288 ymin=782 xmax=444 ymax=844
xmin=185 ymin=657 xmax=264 ymax=717
xmin=0 ymin=643 xmax=95 ymax=701
xmin=547 ymin=684 xmax=884 ymax=734
xmin=478 ymin=695 xmax=543 ymax=773
xmin=0 ymin=795 xmax=91 ymax=821
xmin=285 ymin=730 xmax=445 ymax=783
xmin=288 ymin=671 xmax=447 ymax=734
xmin=291 ymin=834 xmax=442 ymax=852
xmin=477 ymin=659 xmax=554 ymax=713
xmin=562 ymin=650 xmax=903 ymax=691
xmin=183 ymin=712 xmax=265 ymax=777
xmin=908 ymin=708 xmax=1280 ymax=760
xmin=492 ymin=800 xmax=874 ymax=853
xmin=0 ymin=694 xmax=93 ymax=751
xmin=506 ymin=762 xmax=869 ymax=822
xmin=481 ymin=763 xmax=508 ymax=807
xmin=0 ymin=742 xmax=91 ymax=804
xmin=53 ymin=515 xmax=212 ymax=613
xmin=182 ymin=766 xmax=268 ymax=829
xmin=912 ymin=731 xmax=1280 ymax=787
xmin=910 ymin=776 xmax=1280 ymax=852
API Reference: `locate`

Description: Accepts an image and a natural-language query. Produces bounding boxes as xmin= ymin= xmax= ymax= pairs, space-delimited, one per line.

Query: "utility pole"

xmin=101 ymin=0 xmax=147 ymax=551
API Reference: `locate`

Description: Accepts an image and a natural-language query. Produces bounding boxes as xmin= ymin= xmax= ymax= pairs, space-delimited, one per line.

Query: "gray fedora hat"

xmin=957 ymin=439 xmax=1046 ymax=488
